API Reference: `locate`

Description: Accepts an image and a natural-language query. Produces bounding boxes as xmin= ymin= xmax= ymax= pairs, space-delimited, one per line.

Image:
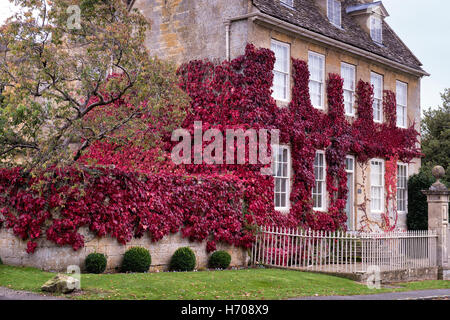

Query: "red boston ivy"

xmin=0 ymin=44 xmax=421 ymax=253
xmin=0 ymin=167 xmax=254 ymax=253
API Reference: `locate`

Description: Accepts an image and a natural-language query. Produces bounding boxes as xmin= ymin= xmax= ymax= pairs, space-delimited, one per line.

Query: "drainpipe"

xmin=225 ymin=22 xmax=231 ymax=62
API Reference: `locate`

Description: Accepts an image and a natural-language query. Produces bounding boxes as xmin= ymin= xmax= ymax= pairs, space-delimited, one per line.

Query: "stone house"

xmin=129 ymin=0 xmax=428 ymax=231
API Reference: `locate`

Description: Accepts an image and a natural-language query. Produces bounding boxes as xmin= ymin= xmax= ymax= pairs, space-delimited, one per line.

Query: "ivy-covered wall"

xmin=249 ymin=26 xmax=423 ymax=231
xmin=0 ymin=44 xmax=422 ymax=257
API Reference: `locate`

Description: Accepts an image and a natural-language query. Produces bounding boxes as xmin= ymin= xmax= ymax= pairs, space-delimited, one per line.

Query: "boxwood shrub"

xmin=122 ymin=247 xmax=152 ymax=273
xmin=209 ymin=251 xmax=231 ymax=269
xmin=170 ymin=247 xmax=196 ymax=271
xmin=85 ymin=253 xmax=107 ymax=274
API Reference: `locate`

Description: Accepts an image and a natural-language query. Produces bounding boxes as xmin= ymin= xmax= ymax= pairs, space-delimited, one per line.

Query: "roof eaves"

xmin=250 ymin=12 xmax=429 ymax=77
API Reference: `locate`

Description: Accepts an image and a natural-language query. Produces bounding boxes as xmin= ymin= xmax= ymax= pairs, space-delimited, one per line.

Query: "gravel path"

xmin=291 ymin=289 xmax=450 ymax=300
xmin=0 ymin=287 xmax=67 ymax=300
xmin=1 ymin=286 xmax=449 ymax=300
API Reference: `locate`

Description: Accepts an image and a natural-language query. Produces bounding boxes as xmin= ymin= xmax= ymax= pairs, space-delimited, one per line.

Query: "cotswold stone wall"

xmin=0 ymin=228 xmax=248 ymax=272
xmin=133 ymin=0 xmax=250 ymax=64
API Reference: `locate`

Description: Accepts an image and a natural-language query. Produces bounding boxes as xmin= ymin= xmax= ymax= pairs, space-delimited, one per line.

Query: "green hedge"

xmin=85 ymin=253 xmax=107 ymax=274
xmin=170 ymin=247 xmax=196 ymax=271
xmin=122 ymin=247 xmax=152 ymax=273
xmin=407 ymin=171 xmax=434 ymax=230
xmin=209 ymin=251 xmax=231 ymax=269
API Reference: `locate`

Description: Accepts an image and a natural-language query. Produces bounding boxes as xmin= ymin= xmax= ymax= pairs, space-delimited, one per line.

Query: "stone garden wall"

xmin=0 ymin=228 xmax=248 ymax=272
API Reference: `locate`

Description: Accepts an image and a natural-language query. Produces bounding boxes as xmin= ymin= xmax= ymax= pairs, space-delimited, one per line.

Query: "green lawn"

xmin=0 ymin=265 xmax=449 ymax=300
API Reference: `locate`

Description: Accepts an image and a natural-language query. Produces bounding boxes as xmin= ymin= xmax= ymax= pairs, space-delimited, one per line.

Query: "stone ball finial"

xmin=432 ymin=166 xmax=445 ymax=180
xmin=430 ymin=166 xmax=447 ymax=191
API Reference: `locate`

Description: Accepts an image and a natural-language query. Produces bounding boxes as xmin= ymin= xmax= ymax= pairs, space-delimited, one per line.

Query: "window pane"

xmin=309 ymin=52 xmax=324 ymax=108
xmin=275 ymin=161 xmax=281 ymax=177
xmin=281 ymin=192 xmax=287 ymax=207
xmin=371 ymin=16 xmax=383 ymax=43
xmin=371 ymin=73 xmax=382 ymax=98
xmin=310 ymin=81 xmax=321 ymax=106
xmin=283 ymin=148 xmax=288 ymax=162
xmin=348 ymin=67 xmax=354 ymax=89
xmin=396 ymin=81 xmax=407 ymax=127
xmin=371 ymin=73 xmax=383 ymax=122
xmin=397 ymin=164 xmax=407 ymax=212
xmin=342 ymin=66 xmax=355 ymax=90
xmin=344 ymin=91 xmax=353 ymax=113
xmin=371 ymin=160 xmax=384 ymax=212
xmin=313 ymin=152 xmax=325 ymax=210
xmin=396 ymin=82 xmax=407 ymax=106
xmin=273 ymin=72 xmax=287 ymax=101
xmin=275 ymin=178 xmax=280 ymax=192
xmin=328 ymin=0 xmax=341 ymax=27
xmin=273 ymin=146 xmax=290 ymax=209
xmin=271 ymin=41 xmax=290 ymax=101
xmin=373 ymin=100 xmax=382 ymax=121
xmin=282 ymin=162 xmax=287 ymax=177
xmin=342 ymin=63 xmax=355 ymax=115
xmin=273 ymin=43 xmax=288 ymax=73
xmin=275 ymin=193 xmax=281 ymax=208
xmin=346 ymin=157 xmax=354 ymax=171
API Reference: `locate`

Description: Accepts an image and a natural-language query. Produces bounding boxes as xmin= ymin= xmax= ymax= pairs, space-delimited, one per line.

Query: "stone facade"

xmin=250 ymin=26 xmax=421 ymax=231
xmin=133 ymin=0 xmax=251 ymax=65
xmin=132 ymin=0 xmax=425 ymax=231
xmin=0 ymin=0 xmax=432 ymax=276
xmin=0 ymin=228 xmax=248 ymax=272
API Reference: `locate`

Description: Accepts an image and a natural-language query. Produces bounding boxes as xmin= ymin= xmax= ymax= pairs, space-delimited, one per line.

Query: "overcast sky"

xmin=0 ymin=0 xmax=16 ymax=24
xmin=0 ymin=0 xmax=448 ymax=111
xmin=382 ymin=0 xmax=449 ymax=111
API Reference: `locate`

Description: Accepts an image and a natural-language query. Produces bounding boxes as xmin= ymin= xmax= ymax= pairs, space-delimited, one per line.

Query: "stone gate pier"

xmin=423 ymin=166 xmax=450 ymax=280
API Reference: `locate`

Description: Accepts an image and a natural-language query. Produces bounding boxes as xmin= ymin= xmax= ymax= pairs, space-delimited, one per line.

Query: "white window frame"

xmin=370 ymin=158 xmax=385 ymax=214
xmin=273 ymin=145 xmax=291 ymax=211
xmin=370 ymin=15 xmax=383 ymax=44
xmin=371 ymin=72 xmax=383 ymax=123
xmin=308 ymin=51 xmax=325 ymax=110
xmin=396 ymin=81 xmax=408 ymax=128
xmin=280 ymin=0 xmax=293 ymax=8
xmin=271 ymin=39 xmax=291 ymax=102
xmin=341 ymin=62 xmax=356 ymax=116
xmin=397 ymin=162 xmax=408 ymax=213
xmin=327 ymin=0 xmax=342 ymax=28
xmin=345 ymin=155 xmax=355 ymax=230
xmin=313 ymin=150 xmax=327 ymax=211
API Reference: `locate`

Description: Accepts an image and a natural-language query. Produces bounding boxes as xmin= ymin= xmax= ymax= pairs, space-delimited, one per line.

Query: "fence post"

xmin=422 ymin=166 xmax=450 ymax=280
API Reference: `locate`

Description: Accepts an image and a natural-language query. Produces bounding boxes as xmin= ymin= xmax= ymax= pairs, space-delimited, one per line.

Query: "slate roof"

xmin=252 ymin=0 xmax=425 ymax=73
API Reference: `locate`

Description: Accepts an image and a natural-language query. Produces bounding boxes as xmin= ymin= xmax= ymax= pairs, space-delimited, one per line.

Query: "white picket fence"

xmin=251 ymin=227 xmax=438 ymax=273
